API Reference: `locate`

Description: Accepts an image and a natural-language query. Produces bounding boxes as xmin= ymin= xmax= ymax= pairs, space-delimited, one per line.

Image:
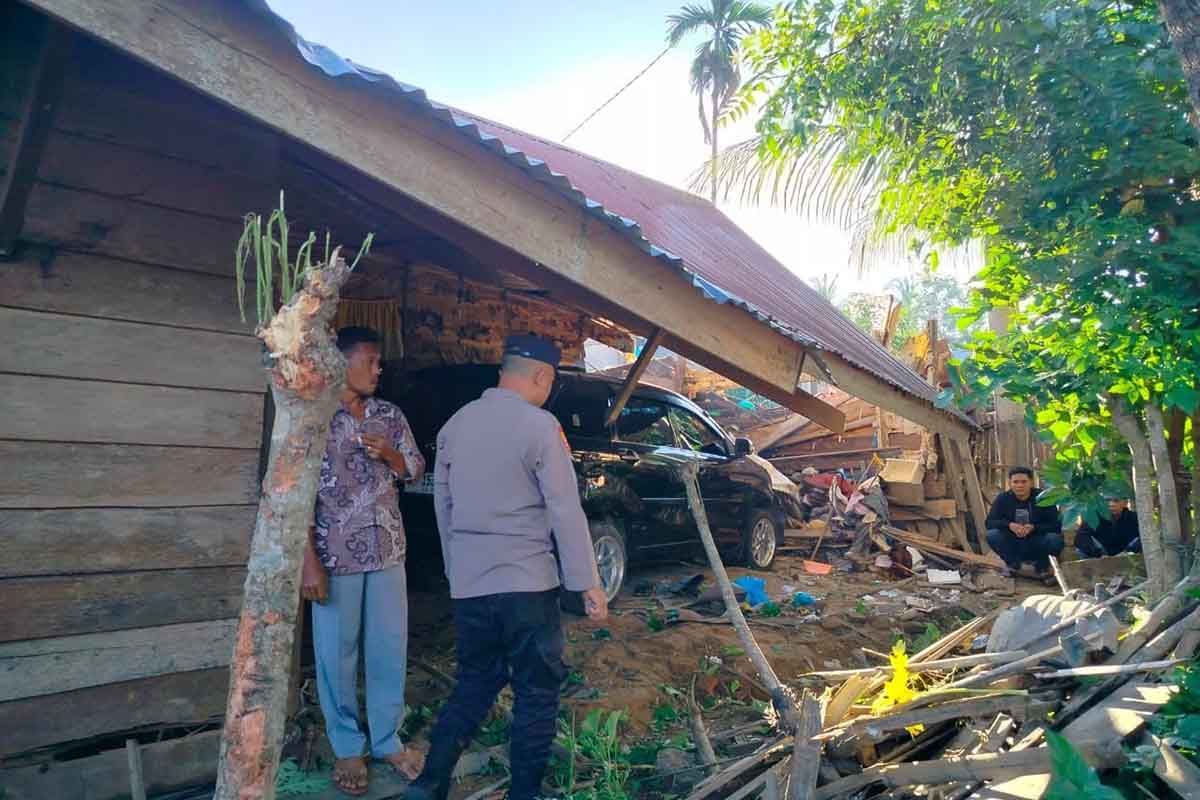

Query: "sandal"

xmin=332 ymin=756 xmax=369 ymax=797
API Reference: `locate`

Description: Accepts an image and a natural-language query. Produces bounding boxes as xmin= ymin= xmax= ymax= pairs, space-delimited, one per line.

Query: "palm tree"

xmin=666 ymin=1 xmax=772 ymax=204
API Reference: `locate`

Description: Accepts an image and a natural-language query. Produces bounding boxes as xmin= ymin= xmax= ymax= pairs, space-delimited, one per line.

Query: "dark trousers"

xmin=413 ymin=589 xmax=565 ymax=800
xmin=986 ymin=528 xmax=1064 ymax=571
xmin=1076 ymin=528 xmax=1141 ymax=558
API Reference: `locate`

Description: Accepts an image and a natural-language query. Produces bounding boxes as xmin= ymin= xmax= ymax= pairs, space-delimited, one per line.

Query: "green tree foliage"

xmin=838 ymin=269 xmax=971 ymax=351
xmin=730 ymin=0 xmax=1200 ymax=590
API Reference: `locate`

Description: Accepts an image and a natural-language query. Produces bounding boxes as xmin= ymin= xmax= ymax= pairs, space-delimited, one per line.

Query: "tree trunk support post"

xmin=213 ymin=254 xmax=353 ymax=800
xmin=605 ymin=327 xmax=665 ymax=429
xmin=0 ymin=15 xmax=72 ymax=257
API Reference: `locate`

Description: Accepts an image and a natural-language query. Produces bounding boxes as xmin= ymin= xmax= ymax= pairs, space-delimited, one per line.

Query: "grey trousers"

xmin=311 ymin=563 xmax=409 ymax=758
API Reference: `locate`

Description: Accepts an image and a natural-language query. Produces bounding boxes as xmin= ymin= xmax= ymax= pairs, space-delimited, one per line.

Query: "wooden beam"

xmin=605 ymin=328 xmax=664 ymax=427
xmin=0 ymin=15 xmax=71 ymax=256
xmin=951 ymin=437 xmax=992 ymax=554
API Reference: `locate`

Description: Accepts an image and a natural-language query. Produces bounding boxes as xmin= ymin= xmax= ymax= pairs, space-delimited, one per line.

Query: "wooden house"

xmin=0 ymin=1 xmax=978 ymax=795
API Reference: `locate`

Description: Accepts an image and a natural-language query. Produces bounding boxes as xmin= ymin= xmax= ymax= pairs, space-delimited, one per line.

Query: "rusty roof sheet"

xmin=273 ymin=5 xmax=966 ymax=424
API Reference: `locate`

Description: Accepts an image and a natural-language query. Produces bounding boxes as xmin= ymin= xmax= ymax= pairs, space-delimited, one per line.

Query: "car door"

xmin=667 ymin=403 xmax=745 ymax=549
xmin=611 ymin=396 xmax=694 ymax=551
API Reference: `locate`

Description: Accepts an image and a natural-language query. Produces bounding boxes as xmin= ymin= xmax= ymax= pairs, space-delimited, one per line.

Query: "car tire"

xmin=560 ymin=518 xmax=628 ymax=616
xmin=741 ymin=510 xmax=779 ymax=570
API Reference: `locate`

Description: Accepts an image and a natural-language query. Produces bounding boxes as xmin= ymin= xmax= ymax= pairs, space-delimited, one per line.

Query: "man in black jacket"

xmin=985 ymin=467 xmax=1064 ymax=577
xmin=1075 ymin=498 xmax=1141 ymax=558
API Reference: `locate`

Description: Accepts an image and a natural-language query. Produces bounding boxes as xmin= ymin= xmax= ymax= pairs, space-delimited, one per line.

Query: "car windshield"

xmin=615 ymin=398 xmax=675 ymax=447
xmin=669 ymin=406 xmax=726 ymax=455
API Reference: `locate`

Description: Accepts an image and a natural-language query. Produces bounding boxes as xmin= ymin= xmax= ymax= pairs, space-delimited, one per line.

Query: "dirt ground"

xmin=360 ymin=552 xmax=1049 ymax=799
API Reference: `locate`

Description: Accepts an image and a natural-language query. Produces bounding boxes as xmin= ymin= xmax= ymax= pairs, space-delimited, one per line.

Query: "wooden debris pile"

xmin=680 ymin=573 xmax=1200 ymax=800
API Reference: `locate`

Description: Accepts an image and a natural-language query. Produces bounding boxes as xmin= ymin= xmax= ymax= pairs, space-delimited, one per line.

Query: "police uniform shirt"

xmin=433 ymin=387 xmax=601 ymax=599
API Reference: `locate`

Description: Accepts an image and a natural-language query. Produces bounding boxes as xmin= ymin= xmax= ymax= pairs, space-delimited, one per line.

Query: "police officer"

xmin=408 ymin=335 xmax=609 ymax=800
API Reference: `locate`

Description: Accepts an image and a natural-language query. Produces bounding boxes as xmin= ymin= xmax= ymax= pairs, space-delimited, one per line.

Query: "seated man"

xmin=985 ymin=466 xmax=1064 ymax=578
xmin=1075 ymin=497 xmax=1141 ymax=558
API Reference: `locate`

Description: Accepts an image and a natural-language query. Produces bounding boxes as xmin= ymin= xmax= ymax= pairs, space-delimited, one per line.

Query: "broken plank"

xmin=683 ymin=737 xmax=790 ymax=800
xmin=812 ymin=749 xmax=1052 ymax=800
xmin=806 ymin=650 xmax=1028 ymax=681
xmin=979 ymin=682 xmax=1176 ymax=799
xmin=1033 ymin=658 xmax=1185 ymax=680
xmin=1152 ymin=735 xmax=1200 ymax=800
xmin=883 ymin=525 xmax=1006 ymax=569
xmin=823 ymin=695 xmax=1048 ymax=745
xmin=786 ymin=692 xmax=821 ymax=800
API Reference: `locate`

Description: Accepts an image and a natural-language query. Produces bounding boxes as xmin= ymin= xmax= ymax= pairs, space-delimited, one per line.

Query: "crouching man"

xmin=985 ymin=466 xmax=1064 ymax=579
xmin=1076 ymin=497 xmax=1141 ymax=558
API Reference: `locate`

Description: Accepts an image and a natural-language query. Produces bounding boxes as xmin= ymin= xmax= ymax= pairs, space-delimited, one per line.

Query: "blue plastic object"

xmin=792 ymin=591 xmax=817 ymax=607
xmin=732 ymin=576 xmax=769 ymax=607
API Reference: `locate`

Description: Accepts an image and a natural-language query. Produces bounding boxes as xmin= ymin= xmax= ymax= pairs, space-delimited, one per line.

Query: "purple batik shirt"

xmin=314 ymin=397 xmax=425 ymax=576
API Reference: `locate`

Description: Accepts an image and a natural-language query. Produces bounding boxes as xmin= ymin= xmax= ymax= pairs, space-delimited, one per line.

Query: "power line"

xmin=562 ymin=45 xmax=673 ymax=142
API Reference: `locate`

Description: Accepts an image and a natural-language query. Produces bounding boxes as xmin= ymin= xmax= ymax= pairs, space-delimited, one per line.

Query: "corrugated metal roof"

xmin=268 ymin=3 xmax=966 ymax=424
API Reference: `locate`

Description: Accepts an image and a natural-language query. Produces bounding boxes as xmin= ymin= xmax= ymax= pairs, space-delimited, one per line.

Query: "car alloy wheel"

xmin=591 ymin=522 xmax=627 ymax=602
xmin=746 ymin=512 xmax=778 ymax=569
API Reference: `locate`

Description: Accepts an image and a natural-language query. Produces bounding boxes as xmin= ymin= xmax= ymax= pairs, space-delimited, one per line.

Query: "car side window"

xmin=669 ymin=406 xmax=725 ymax=455
xmin=615 ymin=398 xmax=676 ymax=447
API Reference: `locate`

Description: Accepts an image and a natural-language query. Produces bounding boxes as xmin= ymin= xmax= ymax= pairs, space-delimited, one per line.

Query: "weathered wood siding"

xmin=0 ymin=6 xmax=272 ymax=766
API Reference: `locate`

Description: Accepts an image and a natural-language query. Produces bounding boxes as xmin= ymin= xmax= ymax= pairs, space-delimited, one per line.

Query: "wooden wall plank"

xmin=0 ymin=619 xmax=236 ymax=701
xmin=0 ymin=569 xmax=246 ymax=643
xmin=30 ymin=128 xmax=275 ymax=222
xmin=0 ymin=375 xmax=263 ymax=448
xmin=0 ymin=307 xmax=263 ymax=391
xmin=0 ymin=506 xmax=254 ymax=578
xmin=0 ymin=667 xmax=227 ymax=755
xmin=0 ymin=442 xmax=259 ymax=508
xmin=1 ymin=729 xmax=220 ymax=800
xmin=0 ymin=249 xmax=253 ymax=333
xmin=20 ymin=182 xmax=243 ymax=275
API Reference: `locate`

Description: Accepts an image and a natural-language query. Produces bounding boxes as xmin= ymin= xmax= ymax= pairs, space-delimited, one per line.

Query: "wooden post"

xmin=0 ymin=15 xmax=72 ymax=257
xmin=213 ymin=254 xmax=352 ymax=800
xmin=126 ymin=738 xmax=147 ymax=800
xmin=605 ymin=327 xmax=664 ymax=428
xmin=950 ymin=437 xmax=992 ymax=555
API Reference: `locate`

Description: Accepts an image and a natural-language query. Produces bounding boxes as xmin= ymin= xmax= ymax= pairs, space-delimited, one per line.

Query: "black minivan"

xmin=390 ymin=365 xmax=802 ymax=601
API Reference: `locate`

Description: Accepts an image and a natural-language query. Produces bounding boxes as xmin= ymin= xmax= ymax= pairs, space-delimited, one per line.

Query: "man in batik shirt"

xmin=301 ymin=326 xmax=425 ymax=796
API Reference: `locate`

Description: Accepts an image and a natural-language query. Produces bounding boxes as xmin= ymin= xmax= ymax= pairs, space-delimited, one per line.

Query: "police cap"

xmin=503 ymin=334 xmax=561 ymax=367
